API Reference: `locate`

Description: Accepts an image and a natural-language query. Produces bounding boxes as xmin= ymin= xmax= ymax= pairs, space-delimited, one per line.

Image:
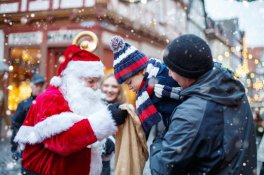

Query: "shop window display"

xmin=8 ymin=48 xmax=40 ymax=111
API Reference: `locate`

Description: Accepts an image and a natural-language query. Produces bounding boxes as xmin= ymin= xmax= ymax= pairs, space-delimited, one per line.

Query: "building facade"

xmin=0 ymin=0 xmax=248 ymax=129
xmin=0 ymin=0 xmax=187 ymax=127
xmin=186 ymin=0 xmax=244 ymax=71
xmin=247 ymin=48 xmax=264 ymax=108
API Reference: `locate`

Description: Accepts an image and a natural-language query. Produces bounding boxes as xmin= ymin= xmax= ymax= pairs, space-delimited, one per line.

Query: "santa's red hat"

xmin=50 ymin=45 xmax=104 ymax=87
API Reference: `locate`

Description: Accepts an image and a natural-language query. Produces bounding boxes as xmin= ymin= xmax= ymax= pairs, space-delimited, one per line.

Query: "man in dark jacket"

xmin=150 ymin=34 xmax=257 ymax=175
xmin=10 ymin=73 xmax=46 ymax=160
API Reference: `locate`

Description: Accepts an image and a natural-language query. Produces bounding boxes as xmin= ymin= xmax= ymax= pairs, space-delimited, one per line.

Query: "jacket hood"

xmin=180 ymin=62 xmax=245 ymax=106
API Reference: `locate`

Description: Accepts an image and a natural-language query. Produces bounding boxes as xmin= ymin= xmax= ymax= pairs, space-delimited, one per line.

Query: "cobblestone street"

xmin=0 ymin=135 xmax=21 ymax=175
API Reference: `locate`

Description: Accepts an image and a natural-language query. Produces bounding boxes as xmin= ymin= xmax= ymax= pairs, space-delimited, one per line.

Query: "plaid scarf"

xmin=136 ymin=58 xmax=164 ymax=134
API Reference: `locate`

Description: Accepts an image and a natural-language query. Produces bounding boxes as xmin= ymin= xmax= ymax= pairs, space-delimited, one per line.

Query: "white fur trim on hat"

xmin=50 ymin=76 xmax=62 ymax=87
xmin=63 ymin=61 xmax=104 ymax=78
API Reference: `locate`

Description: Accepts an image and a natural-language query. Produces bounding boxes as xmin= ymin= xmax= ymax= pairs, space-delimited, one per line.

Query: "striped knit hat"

xmin=109 ymin=36 xmax=149 ymax=84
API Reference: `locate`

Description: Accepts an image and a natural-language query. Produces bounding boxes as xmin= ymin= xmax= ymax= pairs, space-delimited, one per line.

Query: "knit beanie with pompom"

xmin=109 ymin=36 xmax=149 ymax=84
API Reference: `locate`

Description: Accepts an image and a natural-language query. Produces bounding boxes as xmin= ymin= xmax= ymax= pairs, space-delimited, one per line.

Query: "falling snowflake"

xmin=6 ymin=161 xmax=16 ymax=170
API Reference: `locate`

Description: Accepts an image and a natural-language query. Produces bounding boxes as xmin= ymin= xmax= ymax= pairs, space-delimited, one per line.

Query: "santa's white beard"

xmin=60 ymin=74 xmax=106 ymax=116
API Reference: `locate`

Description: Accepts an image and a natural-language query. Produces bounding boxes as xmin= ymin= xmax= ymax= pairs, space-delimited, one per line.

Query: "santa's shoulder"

xmin=35 ymin=86 xmax=70 ymax=110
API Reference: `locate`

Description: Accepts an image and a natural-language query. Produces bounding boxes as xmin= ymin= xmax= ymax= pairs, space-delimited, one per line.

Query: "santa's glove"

xmin=154 ymin=84 xmax=181 ymax=100
xmin=108 ymin=103 xmax=128 ymax=126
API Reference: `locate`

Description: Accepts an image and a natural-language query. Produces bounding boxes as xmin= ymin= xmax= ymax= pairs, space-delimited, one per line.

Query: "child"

xmin=109 ymin=36 xmax=182 ymax=136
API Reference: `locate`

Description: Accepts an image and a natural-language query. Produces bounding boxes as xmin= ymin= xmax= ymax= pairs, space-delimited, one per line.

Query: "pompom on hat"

xmin=109 ymin=36 xmax=149 ymax=84
xmin=50 ymin=45 xmax=104 ymax=87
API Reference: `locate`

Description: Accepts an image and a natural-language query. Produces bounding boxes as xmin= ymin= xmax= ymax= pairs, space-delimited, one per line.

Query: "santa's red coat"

xmin=14 ymin=86 xmax=117 ymax=175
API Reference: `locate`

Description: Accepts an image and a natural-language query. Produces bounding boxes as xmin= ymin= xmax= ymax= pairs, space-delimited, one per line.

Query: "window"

xmin=8 ymin=48 xmax=40 ymax=111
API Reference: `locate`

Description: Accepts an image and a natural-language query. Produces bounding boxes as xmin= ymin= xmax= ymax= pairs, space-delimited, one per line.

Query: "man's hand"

xmin=108 ymin=103 xmax=128 ymax=126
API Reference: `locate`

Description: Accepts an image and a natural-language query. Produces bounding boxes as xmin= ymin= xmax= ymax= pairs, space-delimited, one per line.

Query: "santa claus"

xmin=14 ymin=45 xmax=127 ymax=175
